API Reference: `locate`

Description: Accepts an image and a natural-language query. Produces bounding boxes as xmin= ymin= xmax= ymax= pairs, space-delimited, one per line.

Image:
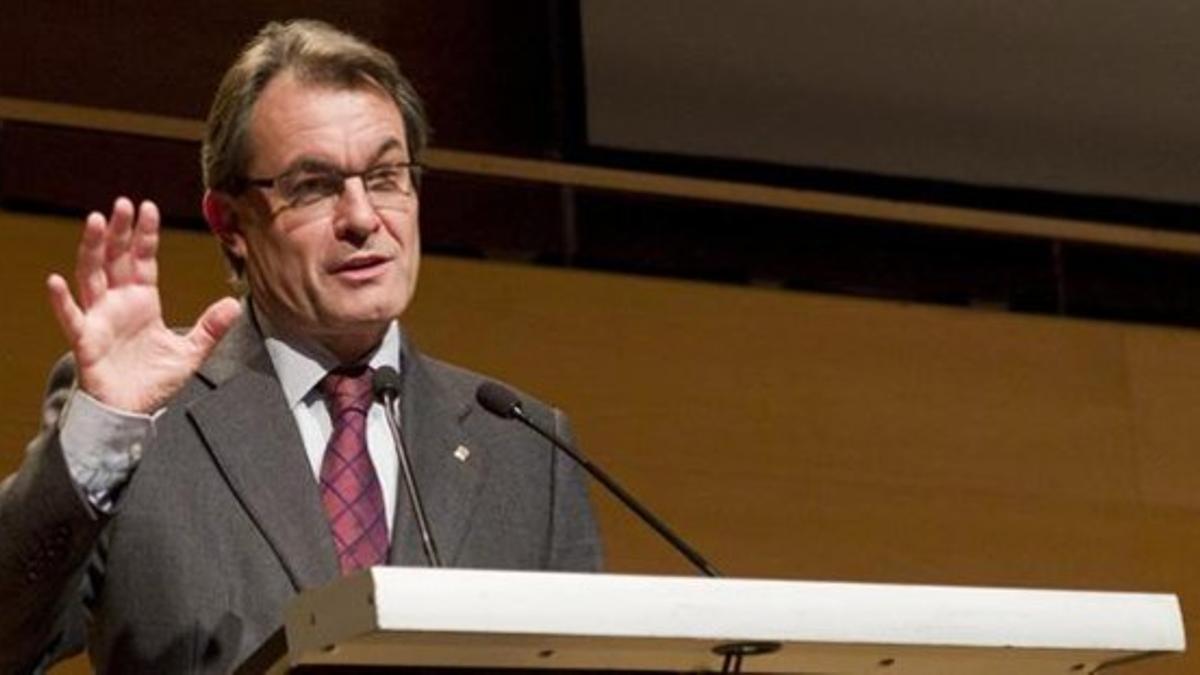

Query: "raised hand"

xmin=46 ymin=197 xmax=242 ymax=413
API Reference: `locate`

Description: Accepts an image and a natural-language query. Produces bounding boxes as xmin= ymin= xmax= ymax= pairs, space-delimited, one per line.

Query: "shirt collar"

xmin=255 ymin=304 xmax=403 ymax=409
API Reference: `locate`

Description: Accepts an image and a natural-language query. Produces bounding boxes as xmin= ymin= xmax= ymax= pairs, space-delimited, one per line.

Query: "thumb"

xmin=186 ymin=297 xmax=243 ymax=357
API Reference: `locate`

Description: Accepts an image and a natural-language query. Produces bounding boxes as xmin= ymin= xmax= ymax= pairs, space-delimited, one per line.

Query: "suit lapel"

xmin=182 ymin=314 xmax=483 ymax=577
xmin=187 ymin=312 xmax=339 ymax=591
xmin=389 ymin=344 xmax=489 ymax=566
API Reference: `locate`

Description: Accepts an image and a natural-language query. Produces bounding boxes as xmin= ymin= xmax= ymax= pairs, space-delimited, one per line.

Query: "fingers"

xmin=104 ymin=197 xmax=137 ymax=285
xmin=71 ymin=197 xmax=162 ymax=308
xmin=130 ymin=200 xmax=161 ymax=285
xmin=46 ymin=273 xmax=86 ymax=344
xmin=75 ymin=210 xmax=108 ymax=308
xmin=186 ymin=297 xmax=243 ymax=357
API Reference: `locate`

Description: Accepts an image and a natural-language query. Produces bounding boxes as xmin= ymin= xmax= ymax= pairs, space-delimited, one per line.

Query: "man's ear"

xmin=202 ymin=190 xmax=247 ymax=259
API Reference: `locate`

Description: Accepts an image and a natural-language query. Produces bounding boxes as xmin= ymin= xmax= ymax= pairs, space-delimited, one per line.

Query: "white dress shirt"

xmin=260 ymin=317 xmax=402 ymax=533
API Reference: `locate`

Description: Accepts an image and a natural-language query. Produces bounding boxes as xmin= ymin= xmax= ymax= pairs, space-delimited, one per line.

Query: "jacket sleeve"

xmin=0 ymin=356 xmax=109 ymax=674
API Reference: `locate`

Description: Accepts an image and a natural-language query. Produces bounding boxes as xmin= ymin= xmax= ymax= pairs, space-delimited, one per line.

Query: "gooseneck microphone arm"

xmin=373 ymin=366 xmax=441 ymax=567
xmin=475 ymin=382 xmax=721 ymax=577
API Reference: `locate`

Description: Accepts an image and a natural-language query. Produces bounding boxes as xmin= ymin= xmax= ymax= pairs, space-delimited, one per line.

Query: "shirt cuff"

xmin=59 ymin=389 xmax=160 ymax=511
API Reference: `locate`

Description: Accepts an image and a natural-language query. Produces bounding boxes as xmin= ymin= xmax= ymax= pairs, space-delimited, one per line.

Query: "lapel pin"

xmin=453 ymin=444 xmax=471 ymax=463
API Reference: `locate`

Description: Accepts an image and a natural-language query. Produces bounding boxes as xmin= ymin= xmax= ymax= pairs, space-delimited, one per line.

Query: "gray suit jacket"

xmin=0 ymin=314 xmax=602 ymax=674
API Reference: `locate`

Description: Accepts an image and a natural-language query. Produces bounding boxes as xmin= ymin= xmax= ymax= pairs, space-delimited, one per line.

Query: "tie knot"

xmin=321 ymin=365 xmax=375 ymax=417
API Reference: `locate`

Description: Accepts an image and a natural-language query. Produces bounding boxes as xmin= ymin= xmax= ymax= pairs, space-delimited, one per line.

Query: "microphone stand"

xmin=376 ymin=375 xmax=441 ymax=567
xmin=476 ymin=382 xmax=720 ymax=578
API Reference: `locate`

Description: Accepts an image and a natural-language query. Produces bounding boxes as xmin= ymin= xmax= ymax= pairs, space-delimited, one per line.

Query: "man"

xmin=0 ymin=19 xmax=601 ymax=674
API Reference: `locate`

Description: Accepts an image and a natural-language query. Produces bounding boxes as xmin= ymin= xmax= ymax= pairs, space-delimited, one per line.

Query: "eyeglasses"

xmin=239 ymin=160 xmax=422 ymax=213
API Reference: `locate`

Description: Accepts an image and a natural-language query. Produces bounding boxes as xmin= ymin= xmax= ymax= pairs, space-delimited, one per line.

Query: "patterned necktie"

xmin=319 ymin=366 xmax=390 ymax=574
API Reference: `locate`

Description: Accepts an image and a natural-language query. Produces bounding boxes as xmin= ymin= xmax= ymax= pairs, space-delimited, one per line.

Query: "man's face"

xmin=229 ymin=72 xmax=420 ymax=356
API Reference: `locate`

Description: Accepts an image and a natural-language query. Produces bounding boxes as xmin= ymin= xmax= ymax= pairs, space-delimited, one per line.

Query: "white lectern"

xmin=255 ymin=567 xmax=1184 ymax=674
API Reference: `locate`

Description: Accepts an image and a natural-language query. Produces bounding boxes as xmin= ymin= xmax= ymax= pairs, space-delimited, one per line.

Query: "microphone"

xmin=373 ymin=366 xmax=441 ymax=567
xmin=475 ymin=381 xmax=721 ymax=577
xmin=475 ymin=381 xmax=522 ymax=419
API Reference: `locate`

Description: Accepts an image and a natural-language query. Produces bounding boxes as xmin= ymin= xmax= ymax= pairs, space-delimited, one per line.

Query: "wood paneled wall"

xmin=0 ymin=209 xmax=1194 ymax=674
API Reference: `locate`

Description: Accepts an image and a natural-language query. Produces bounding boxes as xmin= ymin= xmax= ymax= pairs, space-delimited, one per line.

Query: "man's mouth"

xmin=329 ymin=254 xmax=392 ymax=280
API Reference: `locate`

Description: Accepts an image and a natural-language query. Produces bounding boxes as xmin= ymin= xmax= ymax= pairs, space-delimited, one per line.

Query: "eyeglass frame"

xmin=231 ymin=159 xmax=424 ymax=212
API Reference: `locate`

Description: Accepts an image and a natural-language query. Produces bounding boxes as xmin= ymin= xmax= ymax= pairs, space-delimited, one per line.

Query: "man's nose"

xmin=332 ymin=177 xmax=381 ymax=238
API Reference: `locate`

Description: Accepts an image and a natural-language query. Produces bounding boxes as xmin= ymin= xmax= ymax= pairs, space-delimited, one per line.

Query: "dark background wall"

xmin=4 ymin=1 xmax=1200 ymax=329
xmin=0 ymin=1 xmax=566 ymax=155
